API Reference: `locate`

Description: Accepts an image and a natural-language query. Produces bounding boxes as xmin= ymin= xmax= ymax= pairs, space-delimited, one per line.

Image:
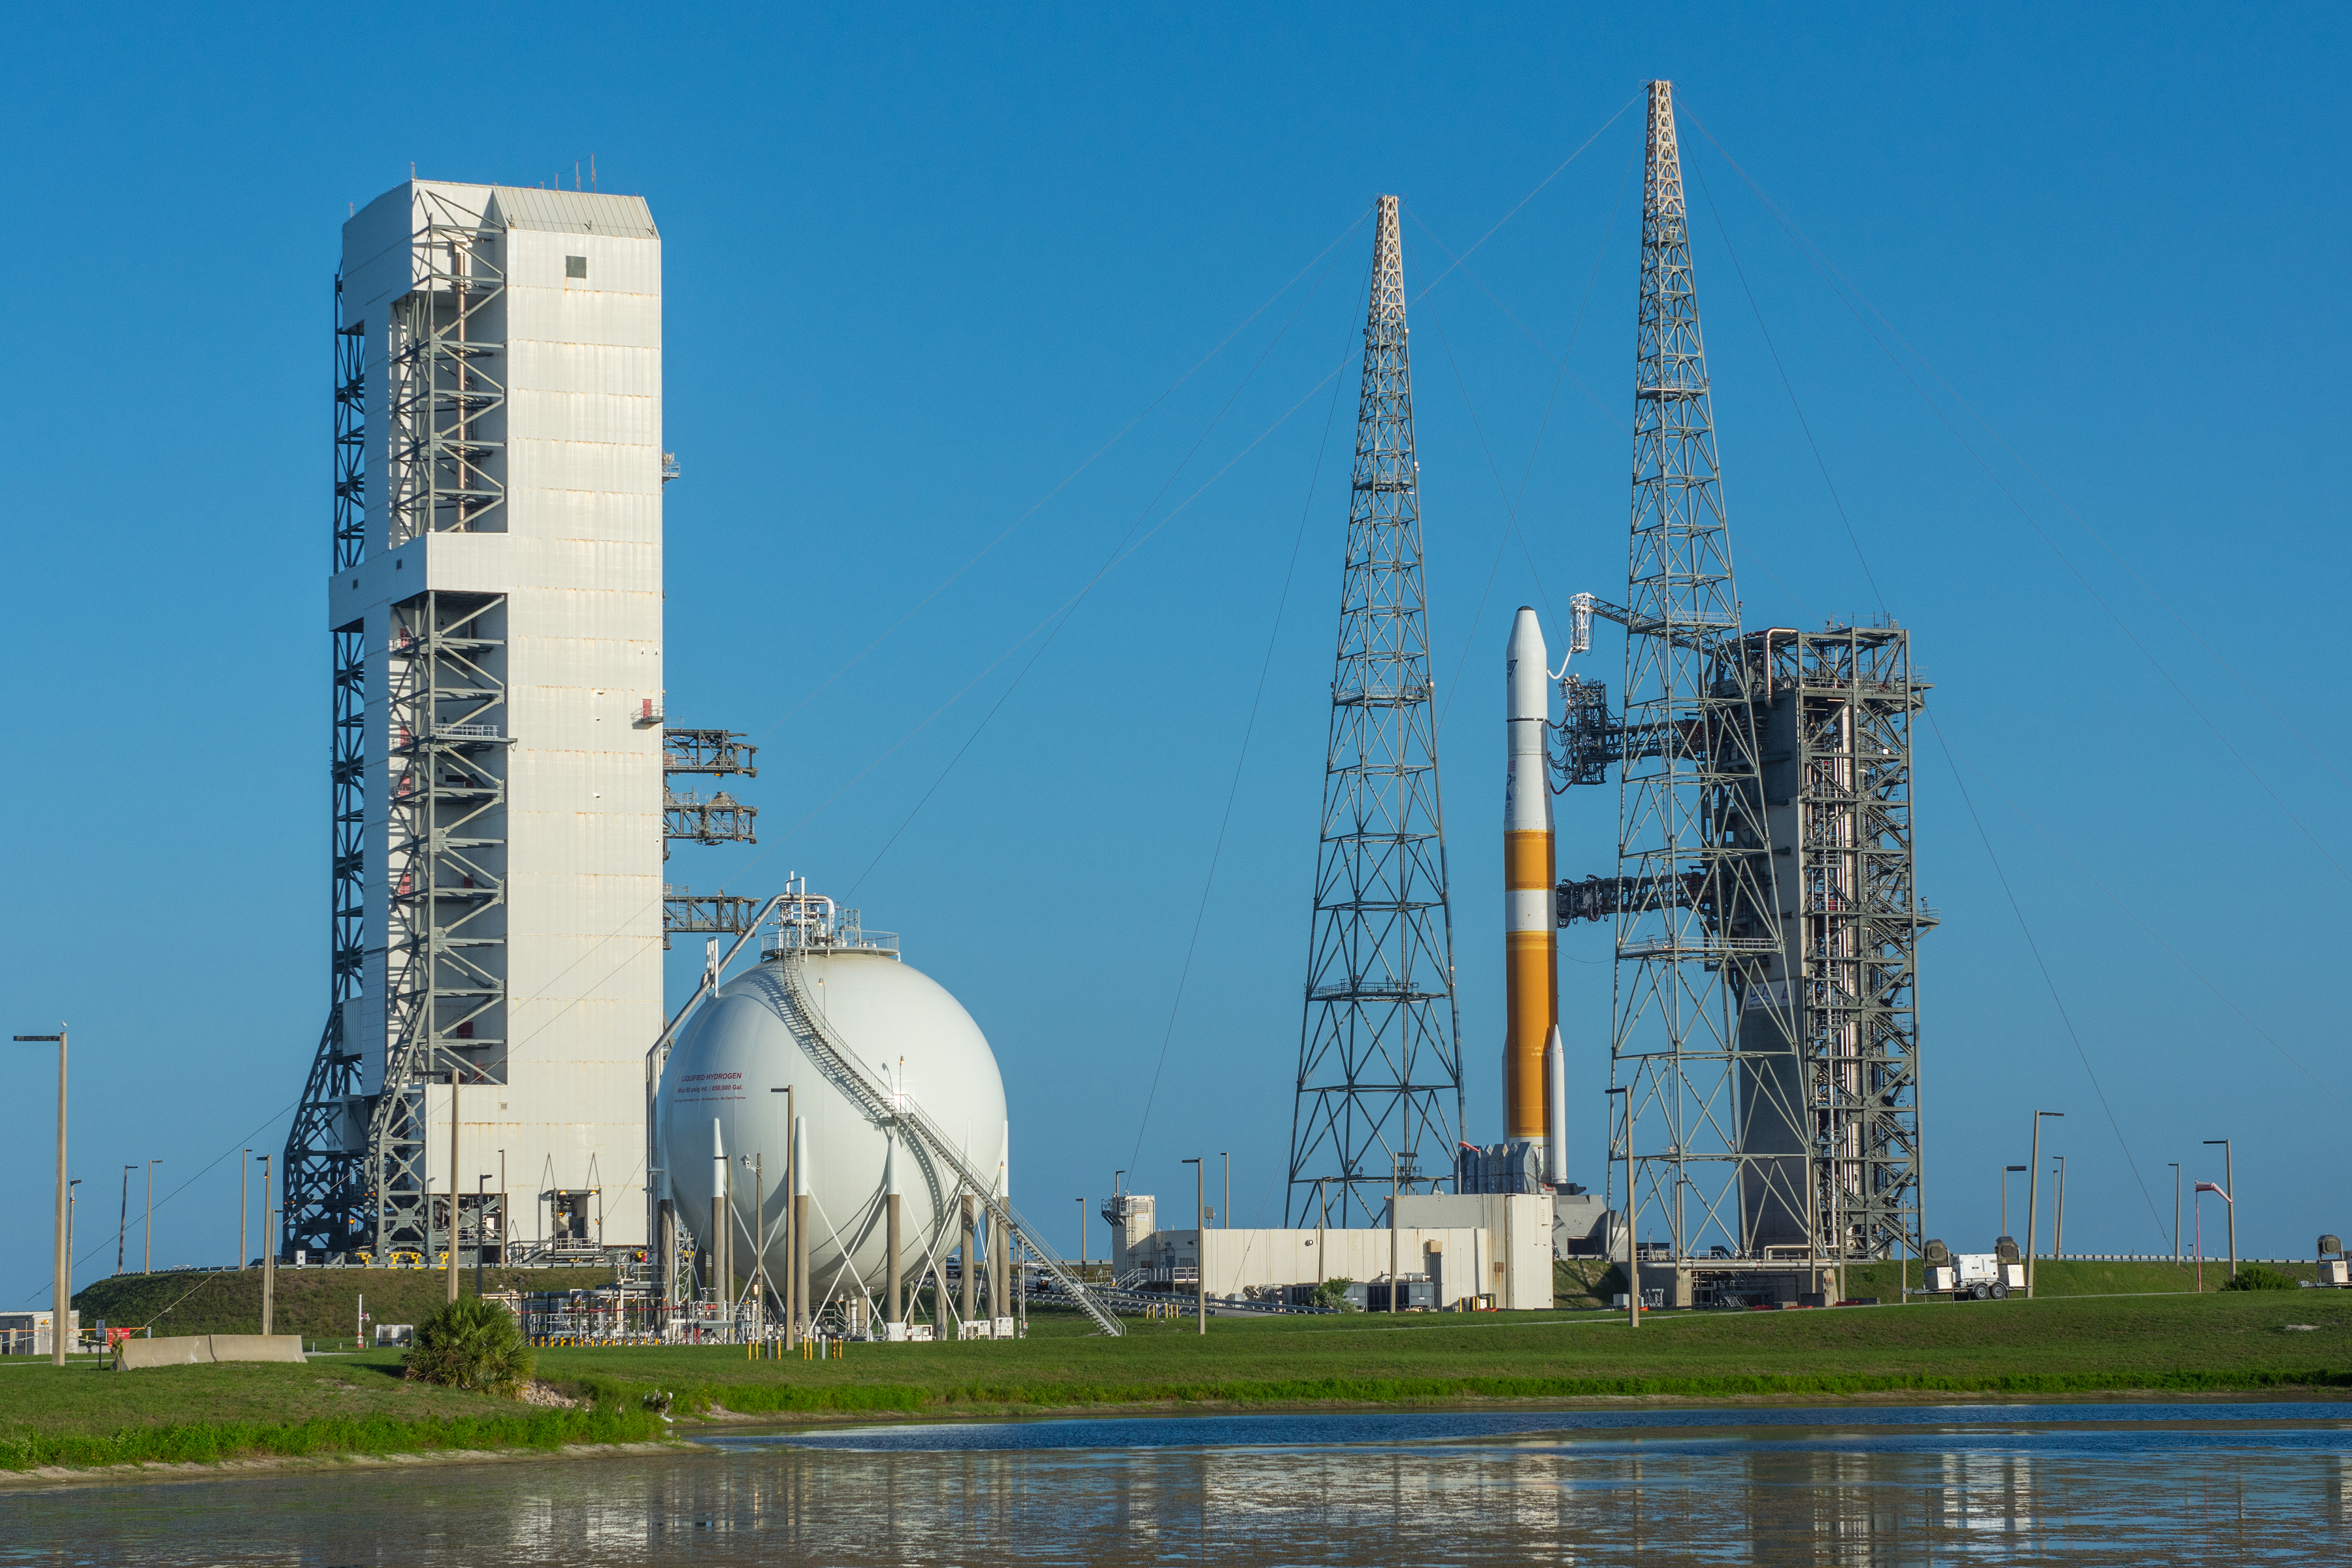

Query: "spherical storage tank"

xmin=655 ymin=904 xmax=1007 ymax=1303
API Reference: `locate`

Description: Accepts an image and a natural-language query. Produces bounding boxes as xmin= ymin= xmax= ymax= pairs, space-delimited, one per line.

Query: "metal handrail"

xmin=767 ymin=951 xmax=1124 ymax=1336
xmin=761 ymin=925 xmax=898 ymax=957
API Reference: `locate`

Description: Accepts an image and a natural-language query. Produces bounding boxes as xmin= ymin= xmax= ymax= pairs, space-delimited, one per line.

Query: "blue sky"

xmin=3 ymin=4 xmax=2345 ymax=1304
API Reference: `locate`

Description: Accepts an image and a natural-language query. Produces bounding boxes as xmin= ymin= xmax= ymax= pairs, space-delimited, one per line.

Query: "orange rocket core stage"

xmin=1503 ymin=828 xmax=1556 ymax=1141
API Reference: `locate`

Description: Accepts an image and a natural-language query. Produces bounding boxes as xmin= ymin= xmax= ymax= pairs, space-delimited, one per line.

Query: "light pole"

xmin=2169 ymin=1164 xmax=2181 ymax=1262
xmin=2203 ymin=1139 xmax=2235 ymax=1281
xmin=790 ymin=1103 xmax=808 ymax=1342
xmin=2052 ymin=1156 xmax=2066 ymax=1259
xmin=1315 ymin=1177 xmax=1328 ymax=1285
xmin=744 ymin=1153 xmax=766 ymax=1331
xmin=445 ymin=1068 xmax=462 ymax=1306
xmin=476 ymin=1174 xmax=494 ymax=1299
xmin=1077 ymin=1196 xmax=1086 ymax=1274
xmin=257 ymin=1154 xmax=275 ymax=1335
xmin=2025 ymin=1111 xmax=2063 ymax=1298
xmin=144 ymin=1159 xmax=161 ymax=1274
xmin=12 ymin=1029 xmax=66 ymax=1365
xmin=1609 ymin=1086 xmax=1636 ymax=1328
xmin=2002 ymin=1165 xmax=2027 ymax=1237
xmin=2194 ymin=1181 xmax=2230 ymax=1292
xmin=67 ymin=1179 xmax=80 ymax=1337
xmin=1182 ymin=1157 xmax=1205 ymax=1335
xmin=1389 ymin=1151 xmax=1401 ymax=1314
xmin=118 ymin=1166 xmax=133 ymax=1275
xmin=781 ymin=1090 xmax=809 ymax=1335
xmin=2193 ymin=1181 xmax=2204 ymax=1289
xmin=240 ymin=1149 xmax=250 ymax=1269
xmin=1221 ymin=1152 xmax=1230 ymax=1232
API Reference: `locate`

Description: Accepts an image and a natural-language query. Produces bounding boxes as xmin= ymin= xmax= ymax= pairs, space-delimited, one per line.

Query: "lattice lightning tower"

xmin=1285 ymin=195 xmax=1464 ymax=1227
xmin=1555 ymin=86 xmax=1930 ymax=1280
xmin=1607 ymin=83 xmax=1805 ymax=1258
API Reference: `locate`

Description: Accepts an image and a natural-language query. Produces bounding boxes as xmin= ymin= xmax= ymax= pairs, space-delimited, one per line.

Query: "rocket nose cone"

xmin=1507 ymin=606 xmax=1543 ymax=659
xmin=1507 ymin=608 xmax=1548 ymax=719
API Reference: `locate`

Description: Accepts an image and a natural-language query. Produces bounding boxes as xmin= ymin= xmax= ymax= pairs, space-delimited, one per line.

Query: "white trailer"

xmin=1925 ymin=1253 xmax=2026 ymax=1300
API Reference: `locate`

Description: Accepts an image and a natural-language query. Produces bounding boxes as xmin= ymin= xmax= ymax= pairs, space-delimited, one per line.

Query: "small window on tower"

xmin=566 ymin=255 xmax=587 ymax=278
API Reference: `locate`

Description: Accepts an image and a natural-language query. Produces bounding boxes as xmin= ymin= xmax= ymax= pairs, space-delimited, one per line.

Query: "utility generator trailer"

xmin=1926 ymin=1253 xmax=2023 ymax=1301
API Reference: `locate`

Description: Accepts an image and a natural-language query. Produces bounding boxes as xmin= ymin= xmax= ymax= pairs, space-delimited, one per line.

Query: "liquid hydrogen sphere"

xmin=655 ymin=938 xmax=1007 ymax=1302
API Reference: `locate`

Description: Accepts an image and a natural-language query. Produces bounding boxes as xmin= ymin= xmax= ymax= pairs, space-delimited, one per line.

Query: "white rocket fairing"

xmin=1503 ymin=608 xmax=1558 ymax=1161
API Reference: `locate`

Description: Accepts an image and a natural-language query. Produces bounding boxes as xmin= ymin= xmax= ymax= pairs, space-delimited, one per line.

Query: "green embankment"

xmin=64 ymin=1256 xmax=2285 ymax=1349
xmin=10 ymin=1269 xmax=2347 ymax=1477
xmin=1554 ymin=1256 xmax=2318 ymax=1306
xmin=70 ymin=1267 xmax=616 ymax=1348
xmin=1912 ymin=1258 xmax=2315 ymax=1298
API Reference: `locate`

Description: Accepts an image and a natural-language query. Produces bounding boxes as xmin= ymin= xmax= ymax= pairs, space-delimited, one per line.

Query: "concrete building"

xmin=1549 ymin=1191 xmax=1617 ymax=1258
xmin=0 ymin=1310 xmax=80 ymax=1357
xmin=286 ymin=180 xmax=666 ymax=1261
xmin=1392 ymin=1193 xmax=1556 ymax=1300
xmin=1109 ymin=1194 xmax=1554 ymax=1311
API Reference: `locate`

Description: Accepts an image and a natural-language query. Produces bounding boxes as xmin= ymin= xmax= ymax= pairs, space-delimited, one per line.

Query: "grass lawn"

xmin=532 ymin=1284 xmax=2352 ymax=1418
xmin=0 ymin=1353 xmax=660 ymax=1473
xmin=10 ymin=1275 xmax=2347 ymax=1476
xmin=70 ymin=1266 xmax=615 ymax=1348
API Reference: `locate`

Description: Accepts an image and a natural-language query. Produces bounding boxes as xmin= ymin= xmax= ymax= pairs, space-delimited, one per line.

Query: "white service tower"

xmin=284 ymin=179 xmax=666 ymax=1263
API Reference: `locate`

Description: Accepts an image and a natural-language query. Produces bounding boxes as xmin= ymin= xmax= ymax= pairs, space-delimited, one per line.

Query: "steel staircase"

xmin=768 ymin=951 xmax=1125 ymax=1336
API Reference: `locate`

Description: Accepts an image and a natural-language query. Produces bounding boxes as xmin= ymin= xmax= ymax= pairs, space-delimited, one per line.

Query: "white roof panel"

xmin=483 ymin=186 xmax=658 ymax=240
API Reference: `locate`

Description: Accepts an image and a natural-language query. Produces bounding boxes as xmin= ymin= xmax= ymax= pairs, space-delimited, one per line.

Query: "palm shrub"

xmin=404 ymin=1297 xmax=535 ymax=1397
xmin=2219 ymin=1265 xmax=2299 ymax=1292
xmin=1312 ymin=1277 xmax=1360 ymax=1312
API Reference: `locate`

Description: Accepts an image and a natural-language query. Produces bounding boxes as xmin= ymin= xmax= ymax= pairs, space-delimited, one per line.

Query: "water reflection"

xmin=3 ymin=1401 xmax=2347 ymax=1565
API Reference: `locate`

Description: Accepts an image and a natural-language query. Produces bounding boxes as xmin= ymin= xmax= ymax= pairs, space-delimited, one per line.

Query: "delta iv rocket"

xmin=1503 ymin=607 xmax=1565 ymax=1185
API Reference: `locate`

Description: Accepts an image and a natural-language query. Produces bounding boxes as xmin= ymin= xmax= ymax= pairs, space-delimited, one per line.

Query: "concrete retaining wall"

xmin=116 ymin=1333 xmax=307 ymax=1370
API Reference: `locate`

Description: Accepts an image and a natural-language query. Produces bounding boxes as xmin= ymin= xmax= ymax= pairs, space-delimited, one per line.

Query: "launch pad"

xmin=1284 ymin=82 xmax=1929 ymax=1279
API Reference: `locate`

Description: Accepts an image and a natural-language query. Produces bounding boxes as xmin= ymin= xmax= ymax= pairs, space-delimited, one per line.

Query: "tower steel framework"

xmin=286 ymin=195 xmax=515 ymax=1260
xmin=373 ymin=588 xmax=510 ymax=1260
xmin=661 ymin=727 xmax=760 ymax=950
xmin=365 ymin=189 xmax=514 ymax=1260
xmin=282 ymin=278 xmax=370 ymax=1256
xmin=1756 ymin=626 xmax=1927 ymax=1261
xmin=1553 ymin=84 xmax=1928 ymax=1271
xmin=1579 ymin=82 xmax=1804 ymax=1262
xmin=1285 ymin=195 xmax=1464 ymax=1227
